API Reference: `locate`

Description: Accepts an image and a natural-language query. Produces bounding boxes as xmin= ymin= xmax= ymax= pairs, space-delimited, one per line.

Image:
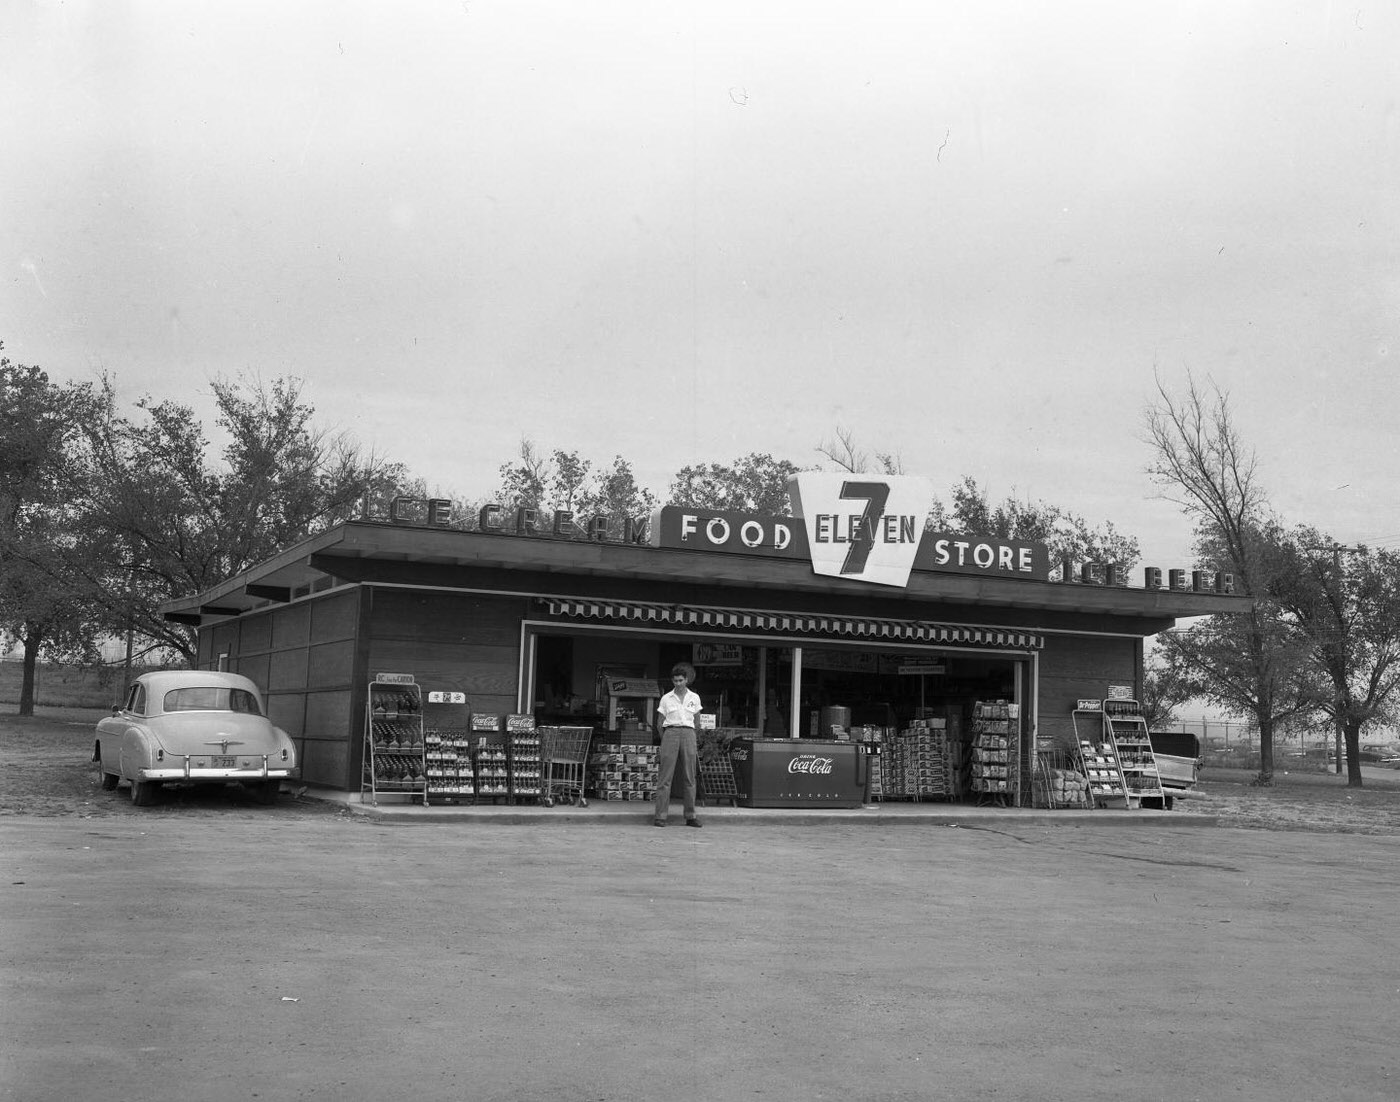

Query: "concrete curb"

xmin=310 ymin=791 xmax=1218 ymax=828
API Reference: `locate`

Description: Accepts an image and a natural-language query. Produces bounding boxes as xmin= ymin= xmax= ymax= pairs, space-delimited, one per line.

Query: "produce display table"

xmin=728 ymin=738 xmax=866 ymax=808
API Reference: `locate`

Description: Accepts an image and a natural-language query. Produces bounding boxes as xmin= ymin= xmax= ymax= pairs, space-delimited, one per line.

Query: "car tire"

xmin=100 ymin=771 xmax=119 ymax=790
xmin=252 ymin=780 xmax=281 ymax=805
xmin=130 ymin=780 xmax=162 ymax=806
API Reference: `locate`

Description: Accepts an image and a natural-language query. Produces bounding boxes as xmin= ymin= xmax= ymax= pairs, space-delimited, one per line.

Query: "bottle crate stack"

xmin=472 ymin=742 xmax=510 ymax=798
xmin=424 ymin=728 xmax=476 ymax=802
xmin=853 ymin=726 xmax=889 ymax=800
xmin=507 ymin=729 xmax=542 ymax=801
xmin=587 ymin=743 xmax=659 ymax=801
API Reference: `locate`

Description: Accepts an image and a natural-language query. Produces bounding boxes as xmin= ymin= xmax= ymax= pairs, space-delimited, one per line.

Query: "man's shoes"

xmin=685 ymin=818 xmax=703 ymax=828
xmin=653 ymin=818 xmax=667 ymax=827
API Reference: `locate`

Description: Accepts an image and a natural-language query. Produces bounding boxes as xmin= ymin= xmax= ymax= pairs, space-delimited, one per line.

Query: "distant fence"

xmin=0 ymin=661 xmax=135 ymax=710
xmin=1159 ymin=715 xmax=1400 ymax=774
xmin=1157 ymin=717 xmax=1258 ymax=746
xmin=1164 ymin=715 xmax=1396 ymax=748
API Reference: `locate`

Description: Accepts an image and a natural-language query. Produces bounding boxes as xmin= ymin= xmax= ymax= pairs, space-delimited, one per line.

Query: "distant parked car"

xmin=1359 ymin=743 xmax=1400 ymax=766
xmin=93 ymin=671 xmax=297 ymax=806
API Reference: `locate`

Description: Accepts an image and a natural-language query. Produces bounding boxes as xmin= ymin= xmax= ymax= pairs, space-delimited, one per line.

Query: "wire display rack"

xmin=697 ymin=729 xmax=739 ymax=807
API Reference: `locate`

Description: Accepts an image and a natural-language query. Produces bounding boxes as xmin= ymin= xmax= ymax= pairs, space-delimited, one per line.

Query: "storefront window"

xmin=528 ymin=627 xmax=1023 ymax=751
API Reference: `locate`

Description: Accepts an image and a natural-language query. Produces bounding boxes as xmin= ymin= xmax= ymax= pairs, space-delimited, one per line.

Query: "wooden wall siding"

xmin=367 ymin=590 xmax=526 ymax=719
xmin=298 ymin=723 xmax=350 ymax=789
xmin=268 ymin=648 xmax=311 ymax=692
xmin=211 ymin=620 xmax=241 ymax=662
xmin=267 ymin=692 xmax=306 ymax=744
xmin=235 ymin=653 xmax=272 ymax=692
xmin=240 ymin=614 xmax=273 ymax=652
xmin=271 ymin=602 xmax=312 ymax=649
xmin=369 ymin=589 xmax=526 ymax=647
xmin=1036 ymin=634 xmax=1140 ymax=750
xmin=308 ymin=639 xmax=356 ymax=687
xmin=301 ymin=688 xmax=355 ymax=788
xmin=306 ymin=687 xmax=353 ymax=733
xmin=311 ymin=590 xmax=358 ymax=640
xmin=279 ymin=597 xmax=361 ymax=784
xmin=188 ymin=591 xmax=364 ymax=783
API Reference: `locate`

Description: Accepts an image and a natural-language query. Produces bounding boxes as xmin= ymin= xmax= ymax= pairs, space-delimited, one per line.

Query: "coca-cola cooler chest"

xmin=729 ymin=738 xmax=865 ymax=808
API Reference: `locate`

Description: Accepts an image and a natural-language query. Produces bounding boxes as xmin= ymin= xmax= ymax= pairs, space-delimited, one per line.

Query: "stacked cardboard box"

xmin=587 ymin=743 xmax=659 ymax=801
xmin=883 ymin=718 xmax=957 ymax=800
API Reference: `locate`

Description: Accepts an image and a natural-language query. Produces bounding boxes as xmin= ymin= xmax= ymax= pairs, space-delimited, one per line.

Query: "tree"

xmin=0 ymin=349 xmax=108 ymax=713
xmin=73 ymin=374 xmax=407 ymax=664
xmin=1139 ymin=647 xmax=1199 ymax=731
xmin=668 ymin=453 xmax=804 ymax=515
xmin=930 ymin=476 xmax=1141 ymax=572
xmin=495 ymin=439 xmax=550 ymax=514
xmin=816 ymin=426 xmax=905 ymax=476
xmin=1143 ymin=373 xmax=1297 ymax=783
xmin=1153 ymin=596 xmax=1320 ymax=771
xmin=1269 ymin=530 xmax=1400 ymax=787
xmin=576 ymin=456 xmax=658 ymax=534
xmin=494 ymin=441 xmax=657 ymax=536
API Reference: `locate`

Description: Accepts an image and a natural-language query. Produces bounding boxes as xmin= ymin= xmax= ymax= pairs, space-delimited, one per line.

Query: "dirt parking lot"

xmin=3 ymin=710 xmax=1398 ymax=1102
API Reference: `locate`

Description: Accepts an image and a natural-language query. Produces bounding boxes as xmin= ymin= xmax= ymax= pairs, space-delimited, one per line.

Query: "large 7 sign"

xmin=789 ymin=474 xmax=934 ymax=588
xmin=835 ymin=481 xmax=889 ymax=575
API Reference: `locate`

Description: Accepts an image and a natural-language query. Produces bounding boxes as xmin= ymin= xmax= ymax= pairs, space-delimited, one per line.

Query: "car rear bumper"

xmin=138 ymin=757 xmax=297 ymax=781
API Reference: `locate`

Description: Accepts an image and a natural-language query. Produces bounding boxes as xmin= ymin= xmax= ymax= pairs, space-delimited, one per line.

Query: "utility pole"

xmin=1306 ymin=544 xmax=1363 ymax=775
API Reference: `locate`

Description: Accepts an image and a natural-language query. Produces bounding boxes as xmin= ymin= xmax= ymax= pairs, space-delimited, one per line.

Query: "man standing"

xmin=653 ymin=662 xmax=703 ymax=828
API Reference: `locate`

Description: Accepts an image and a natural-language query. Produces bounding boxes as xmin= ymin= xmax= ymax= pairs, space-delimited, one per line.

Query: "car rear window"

xmin=162 ymin=687 xmax=263 ymax=715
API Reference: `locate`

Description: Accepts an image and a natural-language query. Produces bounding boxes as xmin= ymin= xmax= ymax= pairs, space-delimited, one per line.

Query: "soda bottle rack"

xmin=1069 ymin=699 xmax=1165 ymax=809
xmin=362 ymin=679 xmax=426 ymax=806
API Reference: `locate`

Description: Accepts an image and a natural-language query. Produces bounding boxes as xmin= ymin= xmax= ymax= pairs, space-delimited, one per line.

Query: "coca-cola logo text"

xmin=787 ymin=755 xmax=835 ymax=775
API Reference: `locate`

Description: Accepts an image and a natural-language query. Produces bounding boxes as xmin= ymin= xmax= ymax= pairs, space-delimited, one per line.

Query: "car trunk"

xmin=150 ymin=712 xmax=282 ymax=760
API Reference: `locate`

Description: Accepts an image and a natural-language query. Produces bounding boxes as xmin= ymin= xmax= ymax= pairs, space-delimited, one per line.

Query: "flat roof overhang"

xmin=160 ymin=520 xmax=1251 ymax=634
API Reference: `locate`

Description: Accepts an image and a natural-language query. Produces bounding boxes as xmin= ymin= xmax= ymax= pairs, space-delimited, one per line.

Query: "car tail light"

xmin=156 ymin=749 xmax=164 ymax=762
xmin=280 ymin=748 xmax=289 ymax=761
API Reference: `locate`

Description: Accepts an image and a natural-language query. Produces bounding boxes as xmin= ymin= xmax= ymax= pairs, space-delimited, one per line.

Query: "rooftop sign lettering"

xmin=374 ymin=489 xmax=1229 ymax=594
xmin=650 ymin=475 xmax=1051 ymax=586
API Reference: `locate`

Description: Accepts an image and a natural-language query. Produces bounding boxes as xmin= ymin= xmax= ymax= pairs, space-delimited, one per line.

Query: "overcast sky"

xmin=4 ymin=1 xmax=1398 ymax=570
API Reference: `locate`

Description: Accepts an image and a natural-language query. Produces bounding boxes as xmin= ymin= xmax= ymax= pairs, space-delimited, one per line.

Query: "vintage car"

xmin=93 ymin=671 xmax=298 ymax=806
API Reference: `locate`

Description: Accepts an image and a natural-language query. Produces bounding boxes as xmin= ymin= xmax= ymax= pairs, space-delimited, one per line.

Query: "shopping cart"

xmin=539 ymin=726 xmax=593 ymax=807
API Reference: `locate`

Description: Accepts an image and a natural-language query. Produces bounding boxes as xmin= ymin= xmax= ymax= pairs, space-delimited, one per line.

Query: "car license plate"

xmin=210 ymin=756 xmax=237 ymax=768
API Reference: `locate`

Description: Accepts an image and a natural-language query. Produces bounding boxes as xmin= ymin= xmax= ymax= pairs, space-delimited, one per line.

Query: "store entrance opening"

xmin=793 ymin=648 xmax=1016 ymax=736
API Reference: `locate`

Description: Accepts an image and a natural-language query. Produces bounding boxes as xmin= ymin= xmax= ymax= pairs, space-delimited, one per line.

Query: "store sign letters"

xmin=652 ymin=476 xmax=1050 ymax=587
